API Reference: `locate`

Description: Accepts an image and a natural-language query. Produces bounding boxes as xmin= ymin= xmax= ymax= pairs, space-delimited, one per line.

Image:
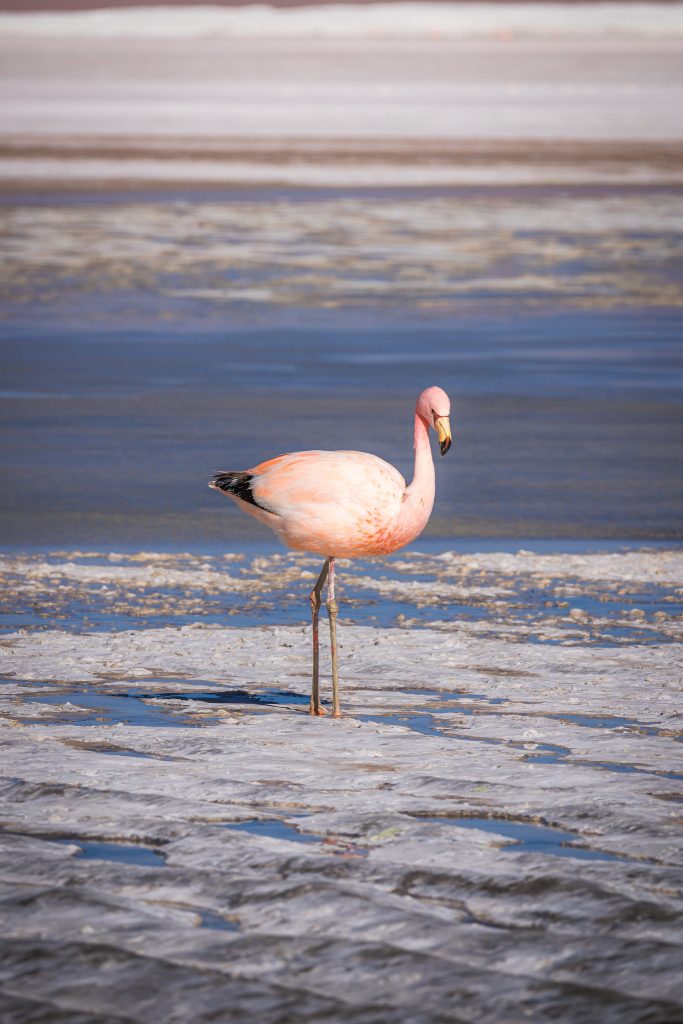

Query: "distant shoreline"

xmin=1 ymin=138 xmax=681 ymax=191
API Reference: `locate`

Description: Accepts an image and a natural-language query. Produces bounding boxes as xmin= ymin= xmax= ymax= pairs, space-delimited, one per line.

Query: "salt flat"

xmin=1 ymin=3 xmax=682 ymax=187
xmin=1 ymin=5 xmax=682 ymax=1016
xmin=1 ymin=548 xmax=681 ymax=1022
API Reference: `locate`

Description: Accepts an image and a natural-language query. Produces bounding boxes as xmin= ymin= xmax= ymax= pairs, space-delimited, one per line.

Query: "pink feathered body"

xmin=214 ymin=386 xmax=449 ymax=559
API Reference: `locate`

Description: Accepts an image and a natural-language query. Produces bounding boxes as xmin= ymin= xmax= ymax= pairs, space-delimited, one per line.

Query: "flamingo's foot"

xmin=332 ymin=710 xmax=342 ymax=719
xmin=309 ymin=702 xmax=327 ymax=716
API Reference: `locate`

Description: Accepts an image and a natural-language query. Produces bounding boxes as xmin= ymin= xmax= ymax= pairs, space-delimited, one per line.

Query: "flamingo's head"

xmin=417 ymin=386 xmax=452 ymax=456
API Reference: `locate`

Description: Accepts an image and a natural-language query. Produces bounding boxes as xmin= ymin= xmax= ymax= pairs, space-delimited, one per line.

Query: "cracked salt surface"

xmin=0 ymin=546 xmax=682 ymax=1022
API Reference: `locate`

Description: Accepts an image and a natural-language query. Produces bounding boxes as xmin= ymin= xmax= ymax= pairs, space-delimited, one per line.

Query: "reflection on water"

xmin=416 ymin=816 xmax=629 ymax=861
xmin=55 ymin=839 xmax=166 ymax=868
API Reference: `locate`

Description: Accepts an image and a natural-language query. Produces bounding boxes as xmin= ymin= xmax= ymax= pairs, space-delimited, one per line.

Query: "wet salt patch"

xmin=402 ymin=686 xmax=506 ymax=705
xmin=78 ymin=746 xmax=154 ymax=760
xmin=61 ymin=741 xmax=180 ymax=762
xmin=55 ymin=838 xmax=166 ymax=868
xmin=360 ymin=711 xmax=682 ymax=782
xmin=572 ymin=760 xmax=683 ymax=782
xmin=432 ymin=550 xmax=683 ymax=585
xmin=551 ymin=712 xmax=661 ymax=734
xmin=416 ymin=816 xmax=630 ymax=862
xmin=519 ymin=743 xmax=683 ymax=781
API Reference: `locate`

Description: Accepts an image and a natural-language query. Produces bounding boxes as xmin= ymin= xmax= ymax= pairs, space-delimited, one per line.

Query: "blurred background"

xmin=1 ymin=0 xmax=682 ymax=548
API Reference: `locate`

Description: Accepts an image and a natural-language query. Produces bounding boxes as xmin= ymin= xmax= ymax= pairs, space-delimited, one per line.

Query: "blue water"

xmin=25 ymin=688 xmax=199 ymax=728
xmin=3 ymin=538 xmax=679 ymax=647
xmin=223 ymin=819 xmax=321 ymax=844
xmin=197 ymin=910 xmax=239 ymax=932
xmin=2 ymin=306 xmax=682 ymax=548
xmin=56 ymin=839 xmax=166 ymax=867
xmin=552 ymin=713 xmax=660 ymax=734
xmin=419 ymin=816 xmax=628 ymax=862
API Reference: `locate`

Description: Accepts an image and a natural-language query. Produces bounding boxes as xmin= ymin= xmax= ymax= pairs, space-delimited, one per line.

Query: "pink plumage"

xmin=209 ymin=386 xmax=452 ymax=716
xmin=243 ymin=451 xmax=409 ymax=558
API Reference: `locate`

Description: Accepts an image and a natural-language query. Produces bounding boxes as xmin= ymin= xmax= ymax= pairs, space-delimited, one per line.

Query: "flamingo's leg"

xmin=309 ymin=558 xmax=330 ymax=716
xmin=327 ymin=557 xmax=341 ymax=718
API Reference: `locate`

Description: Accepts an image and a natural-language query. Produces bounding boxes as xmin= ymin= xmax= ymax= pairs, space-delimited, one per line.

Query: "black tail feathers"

xmin=209 ymin=471 xmax=269 ymax=512
xmin=210 ymin=471 xmax=243 ymax=494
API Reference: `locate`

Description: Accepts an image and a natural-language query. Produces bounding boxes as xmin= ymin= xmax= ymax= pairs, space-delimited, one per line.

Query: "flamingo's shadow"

xmin=151 ymin=688 xmax=313 ymax=708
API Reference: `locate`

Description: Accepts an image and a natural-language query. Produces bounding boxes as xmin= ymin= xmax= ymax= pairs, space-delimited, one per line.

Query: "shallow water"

xmin=26 ymin=687 xmax=199 ymax=728
xmin=3 ymin=545 xmax=680 ymax=646
xmin=224 ymin=819 xmax=321 ymax=845
xmin=55 ymin=838 xmax=166 ymax=868
xmin=1 ymin=181 xmax=682 ymax=547
xmin=416 ymin=816 xmax=630 ymax=861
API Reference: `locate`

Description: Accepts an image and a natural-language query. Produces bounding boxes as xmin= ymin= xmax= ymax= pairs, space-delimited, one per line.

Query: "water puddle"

xmin=223 ymin=818 xmax=368 ymax=857
xmin=56 ymin=839 xmax=166 ymax=867
xmin=417 ymin=816 xmax=628 ymax=862
xmin=360 ymin=712 xmax=438 ymax=736
xmin=517 ymin=742 xmax=571 ymax=764
xmin=223 ymin=819 xmax=320 ymax=844
xmin=21 ymin=681 xmax=315 ymax=728
xmin=552 ymin=713 xmax=660 ymax=735
xmin=26 ymin=687 xmax=199 ymax=728
xmin=197 ymin=910 xmax=239 ymax=932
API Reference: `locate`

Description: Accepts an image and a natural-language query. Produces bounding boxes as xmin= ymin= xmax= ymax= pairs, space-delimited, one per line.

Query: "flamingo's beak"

xmin=434 ymin=415 xmax=452 ymax=456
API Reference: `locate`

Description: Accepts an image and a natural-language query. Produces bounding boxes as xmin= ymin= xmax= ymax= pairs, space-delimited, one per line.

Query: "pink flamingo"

xmin=209 ymin=386 xmax=452 ymax=718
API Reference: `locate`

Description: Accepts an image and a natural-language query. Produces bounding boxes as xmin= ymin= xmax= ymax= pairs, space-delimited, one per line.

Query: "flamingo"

xmin=209 ymin=386 xmax=452 ymax=718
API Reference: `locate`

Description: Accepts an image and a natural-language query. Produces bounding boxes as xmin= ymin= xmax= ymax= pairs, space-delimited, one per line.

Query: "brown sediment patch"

xmin=2 ymin=135 xmax=683 ymax=171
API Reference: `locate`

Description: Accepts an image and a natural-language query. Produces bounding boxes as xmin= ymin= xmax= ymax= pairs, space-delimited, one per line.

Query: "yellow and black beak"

xmin=434 ymin=415 xmax=452 ymax=456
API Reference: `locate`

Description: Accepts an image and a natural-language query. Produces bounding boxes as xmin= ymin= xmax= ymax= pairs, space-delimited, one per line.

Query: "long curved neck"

xmin=403 ymin=410 xmax=435 ymax=526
